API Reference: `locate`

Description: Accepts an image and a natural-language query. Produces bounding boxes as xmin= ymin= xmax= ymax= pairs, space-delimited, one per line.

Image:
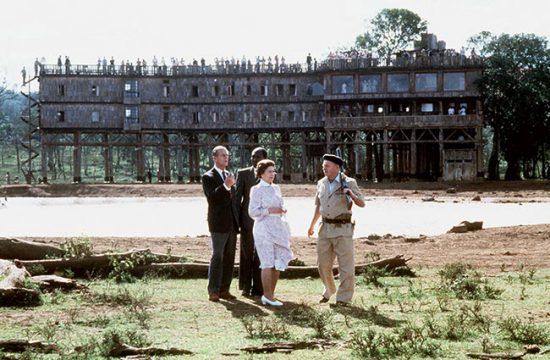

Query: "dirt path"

xmin=20 ymin=224 xmax=550 ymax=272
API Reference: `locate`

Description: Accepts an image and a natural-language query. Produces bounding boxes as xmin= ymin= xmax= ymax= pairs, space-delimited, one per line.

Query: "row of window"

xmin=55 ymin=82 xmax=301 ymax=98
xmin=56 ymin=108 xmax=317 ymax=124
xmin=332 ymin=72 xmax=466 ymax=94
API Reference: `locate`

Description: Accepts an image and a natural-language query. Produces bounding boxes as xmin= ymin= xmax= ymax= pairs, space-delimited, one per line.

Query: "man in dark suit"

xmin=202 ymin=145 xmax=240 ymax=302
xmin=235 ymin=147 xmax=267 ymax=297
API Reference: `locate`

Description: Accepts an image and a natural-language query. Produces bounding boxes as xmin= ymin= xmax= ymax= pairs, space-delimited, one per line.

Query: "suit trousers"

xmin=208 ymin=230 xmax=237 ymax=294
xmin=238 ymin=228 xmax=263 ymax=295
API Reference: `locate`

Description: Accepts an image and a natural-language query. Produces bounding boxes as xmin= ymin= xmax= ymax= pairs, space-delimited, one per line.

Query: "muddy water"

xmin=0 ymin=197 xmax=549 ymax=238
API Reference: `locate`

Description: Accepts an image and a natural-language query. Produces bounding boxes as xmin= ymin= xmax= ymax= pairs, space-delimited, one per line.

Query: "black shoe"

xmin=319 ymin=296 xmax=330 ymax=304
xmin=330 ymin=301 xmax=349 ymax=308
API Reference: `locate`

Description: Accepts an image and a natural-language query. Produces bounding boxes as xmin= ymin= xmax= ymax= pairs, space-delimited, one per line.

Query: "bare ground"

xmin=1 ymin=180 xmax=549 ymax=201
xmin=20 ymin=223 xmax=550 ymax=272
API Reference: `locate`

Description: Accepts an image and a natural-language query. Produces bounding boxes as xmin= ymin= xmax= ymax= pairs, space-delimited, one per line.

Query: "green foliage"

xmin=108 ymin=251 xmax=157 ymax=283
xmin=469 ymin=32 xmax=550 ymax=179
xmin=241 ymin=315 xmax=290 ymax=339
xmin=438 ymin=263 xmax=503 ymax=300
xmin=285 ymin=304 xmax=341 ymax=339
xmin=355 ymin=8 xmax=428 ymax=61
xmin=351 ymin=322 xmax=440 ymax=359
xmin=61 ymin=238 xmax=94 ymax=258
xmin=499 ymin=317 xmax=549 ymax=345
xmin=360 ymin=265 xmax=391 ymax=287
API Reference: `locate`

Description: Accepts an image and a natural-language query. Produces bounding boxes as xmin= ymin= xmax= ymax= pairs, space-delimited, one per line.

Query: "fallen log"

xmin=18 ymin=249 xmax=181 ymax=276
xmin=466 ymin=352 xmax=525 ymax=359
xmin=0 ymin=259 xmax=41 ymax=306
xmin=241 ymin=339 xmax=342 ymax=354
xmin=448 ymin=221 xmax=483 ymax=233
xmin=31 ymin=275 xmax=88 ymax=291
xmin=108 ymin=334 xmax=193 ymax=357
xmin=133 ymin=255 xmax=414 ymax=279
xmin=0 ymin=339 xmax=59 ymax=353
xmin=0 ymin=237 xmax=64 ymax=260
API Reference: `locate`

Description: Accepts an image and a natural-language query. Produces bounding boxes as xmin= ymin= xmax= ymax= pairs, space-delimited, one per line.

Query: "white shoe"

xmin=261 ymin=295 xmax=283 ymax=307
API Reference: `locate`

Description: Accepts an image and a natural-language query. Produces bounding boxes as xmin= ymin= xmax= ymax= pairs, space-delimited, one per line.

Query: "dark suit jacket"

xmin=202 ymin=168 xmax=239 ymax=233
xmin=235 ymin=166 xmax=258 ymax=231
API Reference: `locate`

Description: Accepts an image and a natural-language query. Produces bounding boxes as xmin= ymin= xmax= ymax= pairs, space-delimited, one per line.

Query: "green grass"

xmin=0 ymin=267 xmax=548 ymax=359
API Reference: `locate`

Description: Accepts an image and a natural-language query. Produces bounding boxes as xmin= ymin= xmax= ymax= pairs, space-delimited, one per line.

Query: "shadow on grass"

xmin=331 ymin=304 xmax=404 ymax=328
xmin=220 ymin=298 xmax=268 ymax=318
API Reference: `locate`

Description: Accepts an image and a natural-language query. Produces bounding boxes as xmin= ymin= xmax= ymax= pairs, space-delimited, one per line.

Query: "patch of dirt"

xmin=1 ymin=180 xmax=549 ymax=200
xmin=20 ymin=224 xmax=550 ymax=272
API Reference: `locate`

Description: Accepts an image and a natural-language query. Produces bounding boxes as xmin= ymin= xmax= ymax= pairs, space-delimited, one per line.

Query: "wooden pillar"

xmin=326 ymin=130 xmax=332 ymax=153
xmin=282 ymin=132 xmax=291 ymax=181
xmin=136 ymin=133 xmax=145 ymax=182
xmin=40 ymin=132 xmax=48 ymax=183
xmin=103 ymin=133 xmax=113 ymax=183
xmin=301 ymin=132 xmax=308 ymax=181
xmin=383 ymin=129 xmax=389 ymax=177
xmin=176 ymin=133 xmax=184 ymax=183
xmin=163 ymin=133 xmax=171 ymax=182
xmin=476 ymin=127 xmax=484 ymax=177
xmin=73 ymin=131 xmax=81 ymax=183
xmin=366 ymin=133 xmax=373 ymax=180
xmin=410 ymin=130 xmax=417 ymax=176
xmin=439 ymin=128 xmax=444 ymax=179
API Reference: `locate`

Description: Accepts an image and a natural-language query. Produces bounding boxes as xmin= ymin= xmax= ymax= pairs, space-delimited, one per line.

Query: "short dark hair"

xmin=252 ymin=147 xmax=268 ymax=159
xmin=255 ymin=159 xmax=275 ymax=178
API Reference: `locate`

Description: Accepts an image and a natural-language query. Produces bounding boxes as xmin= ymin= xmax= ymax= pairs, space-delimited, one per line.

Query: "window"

xmin=377 ymin=106 xmax=384 ymax=114
xmin=57 ymin=84 xmax=65 ymax=96
xmin=275 ymin=84 xmax=284 ymax=96
xmin=212 ymin=85 xmax=219 ymax=96
xmin=289 ymin=84 xmax=297 ymax=96
xmin=91 ymin=85 xmax=99 ymax=96
xmin=421 ymin=103 xmax=434 ymax=112
xmin=302 ymin=111 xmax=308 ymax=122
xmin=359 ymin=75 xmax=381 ymax=93
xmin=163 ymin=84 xmax=170 ymax=97
xmin=288 ymin=111 xmax=295 ymax=121
xmin=162 ymin=106 xmax=170 ymax=122
xmin=444 ymin=72 xmax=465 ymax=91
xmin=275 ymin=111 xmax=282 ymax=121
xmin=91 ymin=111 xmax=100 ymax=122
xmin=332 ymin=76 xmax=354 ymax=94
xmin=57 ymin=111 xmax=65 ymax=122
xmin=415 ymin=73 xmax=437 ymax=92
xmin=387 ymin=74 xmax=409 ymax=92
xmin=191 ymin=85 xmax=199 ymax=97
xmin=212 ymin=112 xmax=219 ymax=122
xmin=367 ymin=104 xmax=375 ymax=113
xmin=243 ymin=112 xmax=249 ymax=123
xmin=245 ymin=85 xmax=252 ymax=96
xmin=227 ymin=83 xmax=235 ymax=96
xmin=260 ymin=84 xmax=268 ymax=96
xmin=192 ymin=112 xmax=200 ymax=124
xmin=125 ymin=106 xmax=139 ymax=123
xmin=124 ymin=80 xmax=139 ymax=97
xmin=261 ymin=112 xmax=269 ymax=121
xmin=228 ymin=111 xmax=236 ymax=121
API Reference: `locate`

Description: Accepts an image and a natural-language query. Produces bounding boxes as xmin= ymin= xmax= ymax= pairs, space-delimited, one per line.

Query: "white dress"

xmin=248 ymin=181 xmax=293 ymax=271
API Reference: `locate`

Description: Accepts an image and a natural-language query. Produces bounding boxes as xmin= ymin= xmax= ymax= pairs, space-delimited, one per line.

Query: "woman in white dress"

xmin=248 ymin=159 xmax=293 ymax=307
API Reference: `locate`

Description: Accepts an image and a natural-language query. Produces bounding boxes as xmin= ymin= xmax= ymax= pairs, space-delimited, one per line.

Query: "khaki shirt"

xmin=315 ymin=175 xmax=364 ymax=239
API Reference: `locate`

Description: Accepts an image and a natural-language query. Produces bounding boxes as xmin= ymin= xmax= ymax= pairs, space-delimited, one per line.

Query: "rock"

xmin=447 ymin=225 xmax=469 ymax=233
xmin=461 ymin=221 xmax=483 ymax=231
xmin=524 ymin=344 xmax=540 ymax=354
xmin=472 ymin=195 xmax=481 ymax=201
xmin=446 ymin=187 xmax=457 ymax=194
xmin=422 ymin=196 xmax=435 ymax=202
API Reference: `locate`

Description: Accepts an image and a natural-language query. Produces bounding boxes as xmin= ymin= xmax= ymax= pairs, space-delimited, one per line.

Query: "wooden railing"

xmin=324 ymin=114 xmax=482 ymax=129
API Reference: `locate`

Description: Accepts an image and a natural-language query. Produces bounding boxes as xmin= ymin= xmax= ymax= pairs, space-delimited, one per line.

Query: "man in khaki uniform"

xmin=308 ymin=154 xmax=365 ymax=305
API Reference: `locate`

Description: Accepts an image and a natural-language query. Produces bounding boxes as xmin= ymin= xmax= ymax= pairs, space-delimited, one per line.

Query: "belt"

xmin=322 ymin=217 xmax=352 ymax=224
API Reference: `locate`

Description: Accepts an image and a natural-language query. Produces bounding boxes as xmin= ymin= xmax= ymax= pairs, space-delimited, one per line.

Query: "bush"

xmin=241 ymin=315 xmax=289 ymax=339
xmin=499 ymin=317 xmax=549 ymax=345
xmin=438 ymin=263 xmax=503 ymax=300
xmin=61 ymin=238 xmax=94 ymax=258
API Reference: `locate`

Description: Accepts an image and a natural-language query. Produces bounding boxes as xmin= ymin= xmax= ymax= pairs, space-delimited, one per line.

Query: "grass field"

xmin=1 ymin=264 xmax=548 ymax=359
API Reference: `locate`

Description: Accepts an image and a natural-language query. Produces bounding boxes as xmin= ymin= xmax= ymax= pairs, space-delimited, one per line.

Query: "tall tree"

xmin=355 ymin=8 xmax=427 ymax=61
xmin=471 ymin=32 xmax=550 ymax=180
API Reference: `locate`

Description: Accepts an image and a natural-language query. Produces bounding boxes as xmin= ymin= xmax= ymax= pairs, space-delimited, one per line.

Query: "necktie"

xmin=222 ymin=171 xmax=226 ymax=181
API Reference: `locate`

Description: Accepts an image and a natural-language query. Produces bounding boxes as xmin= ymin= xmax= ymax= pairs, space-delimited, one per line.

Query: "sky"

xmin=0 ymin=0 xmax=548 ymax=89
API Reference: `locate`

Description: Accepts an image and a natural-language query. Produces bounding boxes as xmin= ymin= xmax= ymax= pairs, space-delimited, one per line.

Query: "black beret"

xmin=322 ymin=154 xmax=344 ymax=167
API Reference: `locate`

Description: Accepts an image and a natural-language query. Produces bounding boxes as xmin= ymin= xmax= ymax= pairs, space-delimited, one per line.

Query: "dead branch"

xmin=108 ymin=334 xmax=193 ymax=357
xmin=0 ymin=259 xmax=41 ymax=306
xmin=241 ymin=339 xmax=342 ymax=354
xmin=0 ymin=339 xmax=58 ymax=353
xmin=466 ymin=352 xmax=526 ymax=360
